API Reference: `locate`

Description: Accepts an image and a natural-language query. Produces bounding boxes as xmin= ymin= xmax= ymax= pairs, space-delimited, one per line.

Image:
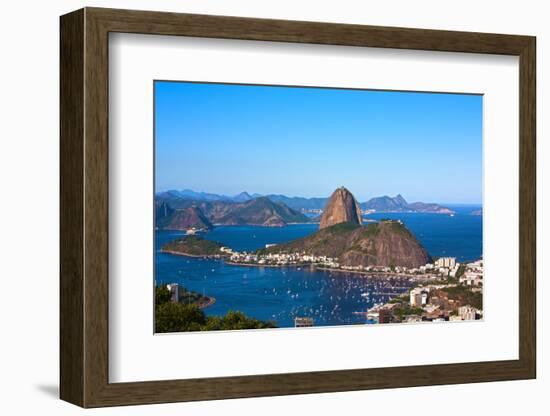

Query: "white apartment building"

xmin=435 ymin=257 xmax=457 ymax=268
xmin=459 ymin=271 xmax=483 ymax=286
xmin=166 ymin=283 xmax=180 ymax=303
xmin=458 ymin=305 xmax=477 ymax=320
xmin=410 ymin=288 xmax=428 ymax=307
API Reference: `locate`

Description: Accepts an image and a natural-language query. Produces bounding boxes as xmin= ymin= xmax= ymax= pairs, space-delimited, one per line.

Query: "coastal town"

xmin=368 ymin=256 xmax=483 ymax=325
xmin=225 ymin=244 xmax=483 ymax=326
xmin=162 ymin=248 xmax=483 ymax=327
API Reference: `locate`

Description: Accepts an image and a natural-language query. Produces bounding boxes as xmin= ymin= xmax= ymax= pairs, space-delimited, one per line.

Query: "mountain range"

xmin=156 ymin=203 xmax=213 ymax=230
xmin=157 ymin=189 xmax=454 ymax=214
xmin=155 ymin=196 xmax=310 ymax=230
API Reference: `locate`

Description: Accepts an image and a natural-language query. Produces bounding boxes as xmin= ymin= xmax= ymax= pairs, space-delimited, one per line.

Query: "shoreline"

xmin=197 ymin=296 xmax=216 ymax=309
xmin=212 ymin=222 xmax=318 ymax=227
xmin=160 ymin=250 xmax=437 ymax=281
xmin=162 ymin=249 xmax=437 ymax=280
xmin=227 ymin=260 xmax=436 ymax=280
xmin=365 ymin=211 xmax=455 ymax=215
xmin=160 ymin=249 xmax=228 ymax=259
xmin=225 ymin=261 xmax=309 ymax=268
xmin=315 ymin=267 xmax=436 ymax=280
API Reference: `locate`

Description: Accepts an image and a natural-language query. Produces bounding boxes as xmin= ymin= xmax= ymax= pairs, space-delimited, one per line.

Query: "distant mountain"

xmin=407 ymin=202 xmax=454 ymax=214
xmin=262 ymin=194 xmax=328 ymax=211
xmin=157 ymin=189 xmax=454 ymax=214
xmin=155 ymin=197 xmax=311 ymax=228
xmin=156 ymin=189 xmax=254 ymax=203
xmin=211 ymin=197 xmax=310 ymax=227
xmin=361 ymin=194 xmax=408 ymax=212
xmin=361 ymin=194 xmax=454 ymax=214
xmin=157 ymin=189 xmax=228 ymax=202
xmin=155 ymin=200 xmax=174 ymax=219
xmin=232 ymin=191 xmax=254 ymax=202
xmin=156 ymin=202 xmax=213 ymax=231
xmin=319 ymin=187 xmax=362 ymax=230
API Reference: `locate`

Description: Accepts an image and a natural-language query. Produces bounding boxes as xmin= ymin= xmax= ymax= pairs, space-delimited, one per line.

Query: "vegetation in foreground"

xmin=155 ymin=285 xmax=277 ymax=333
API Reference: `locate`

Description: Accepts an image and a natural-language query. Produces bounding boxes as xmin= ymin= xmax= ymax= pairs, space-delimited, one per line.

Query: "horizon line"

xmin=155 ymin=188 xmax=482 ymax=205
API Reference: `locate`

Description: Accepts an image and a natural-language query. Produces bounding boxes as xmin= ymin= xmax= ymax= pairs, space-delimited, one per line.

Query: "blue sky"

xmin=155 ymin=81 xmax=482 ymax=204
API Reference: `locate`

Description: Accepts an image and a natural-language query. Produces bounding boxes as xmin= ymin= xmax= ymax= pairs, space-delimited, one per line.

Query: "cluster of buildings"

xmin=225 ymin=245 xmax=484 ymax=327
xmin=300 ymin=208 xmax=323 ymax=215
xmin=294 ymin=317 xmax=314 ymax=327
xmin=184 ymin=227 xmax=208 ymax=235
xmin=367 ymin=257 xmax=484 ymax=325
xmin=458 ymin=259 xmax=483 ymax=288
xmin=227 ymin=248 xmax=470 ymax=286
xmin=227 ymin=248 xmax=340 ymax=268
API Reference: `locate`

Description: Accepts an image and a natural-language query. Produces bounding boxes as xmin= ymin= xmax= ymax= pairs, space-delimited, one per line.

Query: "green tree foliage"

xmin=162 ymin=236 xmax=224 ymax=256
xmin=155 ymin=303 xmax=206 ymax=333
xmin=204 ymin=311 xmax=277 ymax=331
xmin=155 ymin=285 xmax=172 ymax=306
xmin=154 ymin=284 xmax=277 ymax=333
xmin=392 ymin=306 xmax=424 ymax=320
xmin=443 ymin=285 xmax=482 ymax=310
xmin=455 ymin=264 xmax=466 ymax=279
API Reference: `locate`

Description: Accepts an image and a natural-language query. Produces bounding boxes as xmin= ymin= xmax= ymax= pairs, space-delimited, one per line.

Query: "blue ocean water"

xmin=155 ymin=206 xmax=482 ymax=328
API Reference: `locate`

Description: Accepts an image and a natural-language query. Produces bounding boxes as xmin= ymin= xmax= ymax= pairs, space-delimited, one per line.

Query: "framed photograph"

xmin=60 ymin=7 xmax=536 ymax=408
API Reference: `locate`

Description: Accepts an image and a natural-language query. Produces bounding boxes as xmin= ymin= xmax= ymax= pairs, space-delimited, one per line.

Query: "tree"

xmin=154 ymin=284 xmax=278 ymax=333
xmin=455 ymin=264 xmax=466 ymax=279
xmin=155 ymin=285 xmax=172 ymax=306
xmin=155 ymin=303 xmax=206 ymax=333
xmin=204 ymin=311 xmax=277 ymax=331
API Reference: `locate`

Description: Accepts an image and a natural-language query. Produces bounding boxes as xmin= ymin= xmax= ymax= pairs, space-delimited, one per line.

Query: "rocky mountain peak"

xmin=319 ymin=187 xmax=363 ymax=230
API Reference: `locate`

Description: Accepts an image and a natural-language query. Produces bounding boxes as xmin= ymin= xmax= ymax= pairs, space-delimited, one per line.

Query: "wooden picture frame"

xmin=60 ymin=7 xmax=536 ymax=408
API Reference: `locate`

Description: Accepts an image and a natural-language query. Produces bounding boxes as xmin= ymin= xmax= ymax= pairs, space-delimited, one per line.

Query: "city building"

xmin=404 ymin=315 xmax=422 ymax=323
xmin=459 ymin=271 xmax=483 ymax=286
xmin=378 ymin=307 xmax=393 ymax=324
xmin=458 ymin=305 xmax=477 ymax=320
xmin=435 ymin=257 xmax=456 ymax=268
xmin=166 ymin=283 xmax=180 ymax=303
xmin=410 ymin=288 xmax=429 ymax=307
xmin=421 ymin=291 xmax=429 ymax=305
xmin=294 ymin=317 xmax=314 ymax=327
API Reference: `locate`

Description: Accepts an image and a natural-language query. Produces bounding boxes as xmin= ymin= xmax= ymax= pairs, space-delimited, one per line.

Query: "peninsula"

xmin=257 ymin=187 xmax=431 ymax=269
xmin=161 ymin=236 xmax=226 ymax=258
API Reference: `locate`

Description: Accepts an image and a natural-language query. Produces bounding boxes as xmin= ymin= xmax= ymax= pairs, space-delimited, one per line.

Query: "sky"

xmin=155 ymin=81 xmax=482 ymax=204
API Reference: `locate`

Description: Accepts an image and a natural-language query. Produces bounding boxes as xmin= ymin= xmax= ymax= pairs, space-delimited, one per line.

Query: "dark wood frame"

xmin=60 ymin=7 xmax=536 ymax=408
